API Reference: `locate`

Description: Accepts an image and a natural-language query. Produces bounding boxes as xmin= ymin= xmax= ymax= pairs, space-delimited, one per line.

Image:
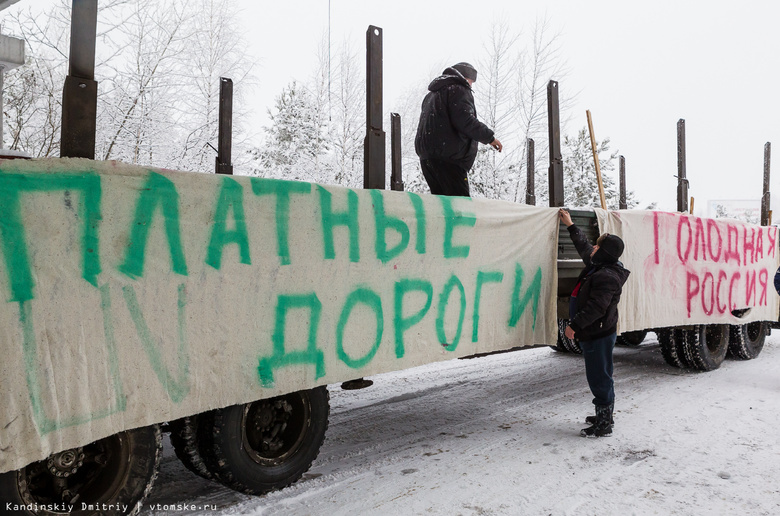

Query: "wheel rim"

xmin=17 ymin=433 xmax=131 ymax=510
xmin=241 ymin=392 xmax=311 ymax=467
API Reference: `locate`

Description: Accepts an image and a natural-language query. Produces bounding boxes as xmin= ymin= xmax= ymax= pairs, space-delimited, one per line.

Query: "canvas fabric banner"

xmin=595 ymin=209 xmax=779 ymax=333
xmin=0 ymin=159 xmax=559 ymax=473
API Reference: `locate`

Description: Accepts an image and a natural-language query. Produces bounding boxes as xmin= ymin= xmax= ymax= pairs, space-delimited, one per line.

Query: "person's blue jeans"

xmin=580 ymin=333 xmax=616 ymax=406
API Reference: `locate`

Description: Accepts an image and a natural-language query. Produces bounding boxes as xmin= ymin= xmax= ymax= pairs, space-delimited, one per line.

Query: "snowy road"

xmin=142 ymin=333 xmax=780 ymax=515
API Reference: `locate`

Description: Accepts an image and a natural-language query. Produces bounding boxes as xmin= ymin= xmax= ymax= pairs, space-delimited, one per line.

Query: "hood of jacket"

xmin=428 ymin=67 xmax=471 ymax=92
xmin=596 ymin=260 xmax=631 ymax=286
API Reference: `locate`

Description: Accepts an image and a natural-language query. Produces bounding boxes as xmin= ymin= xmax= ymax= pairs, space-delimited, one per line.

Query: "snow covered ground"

xmin=142 ymin=332 xmax=780 ymax=515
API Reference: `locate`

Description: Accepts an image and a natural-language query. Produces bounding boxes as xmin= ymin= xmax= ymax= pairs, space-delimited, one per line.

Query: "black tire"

xmin=685 ymin=325 xmax=729 ymax=371
xmin=728 ymin=321 xmax=768 ymax=360
xmin=549 ymin=318 xmax=569 ymax=352
xmin=169 ymin=415 xmax=213 ymax=481
xmin=198 ymin=386 xmax=330 ymax=495
xmin=557 ymin=318 xmax=582 ymax=354
xmin=616 ymin=330 xmax=648 ymax=347
xmin=675 ymin=327 xmax=698 ymax=369
xmin=0 ymin=425 xmax=162 ymax=516
xmin=658 ymin=328 xmax=684 ymax=368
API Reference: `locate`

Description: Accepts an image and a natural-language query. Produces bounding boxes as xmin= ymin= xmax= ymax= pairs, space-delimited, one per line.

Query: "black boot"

xmin=581 ymin=403 xmax=613 ymax=437
xmin=585 ymin=413 xmax=614 ymax=425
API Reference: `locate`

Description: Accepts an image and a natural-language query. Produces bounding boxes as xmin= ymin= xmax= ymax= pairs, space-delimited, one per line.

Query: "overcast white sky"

xmin=4 ymin=0 xmax=779 ymax=214
xmin=240 ymin=0 xmax=780 ymax=214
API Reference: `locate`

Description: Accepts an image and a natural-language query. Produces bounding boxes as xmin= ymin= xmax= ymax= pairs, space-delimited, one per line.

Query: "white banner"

xmin=0 ymin=159 xmax=559 ymax=473
xmin=596 ymin=209 xmax=779 ymax=332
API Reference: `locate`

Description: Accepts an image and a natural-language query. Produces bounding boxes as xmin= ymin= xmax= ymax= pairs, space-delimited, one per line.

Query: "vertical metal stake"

xmin=60 ymin=0 xmax=98 ymax=159
xmin=526 ymin=138 xmax=535 ymax=205
xmin=619 ymin=155 xmax=627 ymax=210
xmin=390 ymin=113 xmax=404 ymax=191
xmin=761 ymin=142 xmax=771 ymax=226
xmin=676 ymin=119 xmax=688 ymax=213
xmin=547 ymin=81 xmax=564 ymax=207
xmin=216 ymin=77 xmax=233 ymax=175
xmin=363 ymin=25 xmax=385 ymax=190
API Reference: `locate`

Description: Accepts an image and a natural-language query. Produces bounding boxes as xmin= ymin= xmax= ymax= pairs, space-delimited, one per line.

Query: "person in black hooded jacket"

xmin=415 ymin=62 xmax=502 ymax=197
xmin=559 ymin=208 xmax=631 ymax=438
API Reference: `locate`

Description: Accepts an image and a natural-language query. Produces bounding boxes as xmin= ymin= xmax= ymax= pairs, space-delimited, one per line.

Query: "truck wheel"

xmin=616 ymin=330 xmax=648 ymax=346
xmin=658 ymin=328 xmax=684 ymax=368
xmin=728 ymin=321 xmax=768 ymax=360
xmin=549 ymin=319 xmax=569 ymax=352
xmin=198 ymin=386 xmax=329 ymax=495
xmin=676 ymin=327 xmax=697 ymax=369
xmin=0 ymin=424 xmax=162 ymax=516
xmin=169 ymin=415 xmax=213 ymax=481
xmin=556 ymin=319 xmax=582 ymax=354
xmin=685 ymin=325 xmax=729 ymax=371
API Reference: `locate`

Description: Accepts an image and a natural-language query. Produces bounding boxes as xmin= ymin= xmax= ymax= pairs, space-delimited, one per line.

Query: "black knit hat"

xmin=594 ymin=234 xmax=624 ymax=263
xmin=452 ymin=62 xmax=477 ymax=82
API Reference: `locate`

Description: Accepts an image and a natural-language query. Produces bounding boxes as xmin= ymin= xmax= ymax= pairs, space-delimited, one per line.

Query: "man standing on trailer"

xmin=559 ymin=208 xmax=630 ymax=437
xmin=415 ymin=62 xmax=502 ymax=197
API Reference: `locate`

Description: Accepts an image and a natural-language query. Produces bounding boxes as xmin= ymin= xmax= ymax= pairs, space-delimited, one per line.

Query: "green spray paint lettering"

xmin=472 ymin=271 xmax=504 ymax=342
xmin=436 ymin=274 xmax=466 ymax=351
xmin=440 ymin=196 xmax=476 ymax=258
xmin=318 ymin=186 xmax=360 ymax=262
xmin=0 ymin=173 xmax=101 ymax=302
xmin=371 ymin=190 xmax=410 ymax=263
xmin=393 ymin=278 xmax=433 ymax=358
xmin=336 ymin=287 xmax=384 ymax=369
xmin=258 ymin=293 xmax=325 ymax=387
xmin=508 ymin=263 xmax=542 ymax=331
xmin=206 ymin=177 xmax=251 ymax=269
xmin=251 ymin=177 xmax=312 ymax=265
xmin=118 ymin=172 xmax=187 ymax=279
xmin=122 ymin=283 xmax=190 ymax=403
xmin=408 ymin=192 xmax=427 ymax=254
xmin=19 ymin=284 xmax=125 ymax=435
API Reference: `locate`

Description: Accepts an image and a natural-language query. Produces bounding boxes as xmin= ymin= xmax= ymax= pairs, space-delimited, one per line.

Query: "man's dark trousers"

xmin=580 ymin=333 xmax=616 ymax=406
xmin=420 ymin=158 xmax=470 ymax=197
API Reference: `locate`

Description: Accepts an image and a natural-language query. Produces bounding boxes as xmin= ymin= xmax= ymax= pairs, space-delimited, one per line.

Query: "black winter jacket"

xmin=567 ymin=225 xmax=631 ymax=340
xmin=415 ymin=67 xmax=495 ymax=169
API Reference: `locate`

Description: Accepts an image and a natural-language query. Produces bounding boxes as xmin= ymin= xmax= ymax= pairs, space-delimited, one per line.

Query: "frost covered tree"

xmin=251 ymin=81 xmax=328 ymax=182
xmin=248 ymin=37 xmax=364 ymax=187
xmin=562 ymin=127 xmax=639 ymax=210
xmin=1 ymin=0 xmax=253 ymax=170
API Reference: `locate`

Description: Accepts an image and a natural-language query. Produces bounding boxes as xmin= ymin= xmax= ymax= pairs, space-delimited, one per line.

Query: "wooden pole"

xmin=690 ymin=197 xmax=694 ymax=215
xmin=586 ymin=110 xmax=607 ymax=210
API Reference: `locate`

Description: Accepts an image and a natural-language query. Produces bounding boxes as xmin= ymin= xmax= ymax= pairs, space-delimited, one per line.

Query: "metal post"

xmin=363 ymin=25 xmax=385 ymax=190
xmin=60 ymin=0 xmax=98 ymax=159
xmin=676 ymin=119 xmax=688 ymax=213
xmin=390 ymin=113 xmax=404 ymax=191
xmin=547 ymin=80 xmax=564 ymax=207
xmin=215 ymin=77 xmax=233 ymax=175
xmin=761 ymin=142 xmax=771 ymax=226
xmin=0 ymin=66 xmax=4 ymax=147
xmin=344 ymin=30 xmax=384 ymax=391
xmin=619 ymin=155 xmax=627 ymax=210
xmin=525 ymin=138 xmax=535 ymax=205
